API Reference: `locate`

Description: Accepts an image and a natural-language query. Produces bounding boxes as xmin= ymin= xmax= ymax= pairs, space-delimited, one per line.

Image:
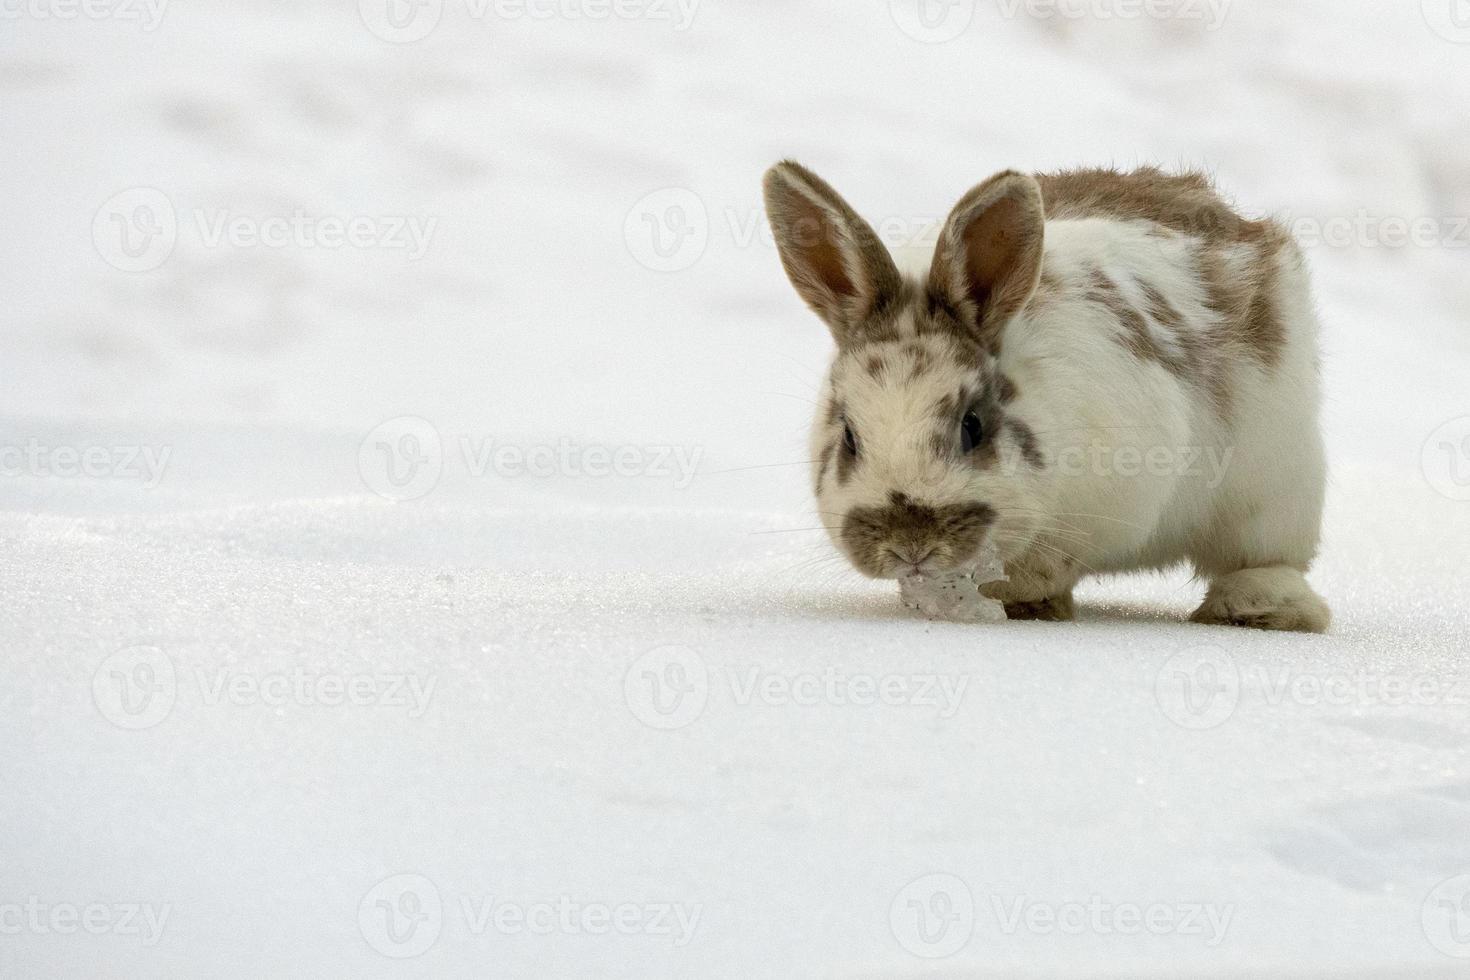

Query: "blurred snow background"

xmin=2 ymin=0 xmax=1470 ymax=976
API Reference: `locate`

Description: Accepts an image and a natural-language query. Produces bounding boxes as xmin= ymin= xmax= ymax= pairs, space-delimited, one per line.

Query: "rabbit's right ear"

xmin=763 ymin=161 xmax=902 ymax=348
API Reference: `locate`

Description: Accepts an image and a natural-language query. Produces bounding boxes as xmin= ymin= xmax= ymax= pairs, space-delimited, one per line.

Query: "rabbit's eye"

xmin=842 ymin=422 xmax=858 ymax=457
xmin=960 ymin=410 xmax=984 ymax=454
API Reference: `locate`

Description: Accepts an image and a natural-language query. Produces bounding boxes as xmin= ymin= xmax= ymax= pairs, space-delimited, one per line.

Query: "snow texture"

xmin=3 ymin=1 xmax=1470 ymax=977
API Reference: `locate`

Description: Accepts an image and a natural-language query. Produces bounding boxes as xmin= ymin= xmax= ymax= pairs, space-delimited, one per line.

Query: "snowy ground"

xmin=4 ymin=0 xmax=1470 ymax=976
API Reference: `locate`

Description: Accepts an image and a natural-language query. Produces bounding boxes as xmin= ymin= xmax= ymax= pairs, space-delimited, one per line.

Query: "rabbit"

xmin=762 ymin=162 xmax=1330 ymax=632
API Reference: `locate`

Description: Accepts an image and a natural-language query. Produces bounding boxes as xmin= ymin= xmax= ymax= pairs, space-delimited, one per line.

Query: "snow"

xmin=3 ymin=0 xmax=1470 ymax=976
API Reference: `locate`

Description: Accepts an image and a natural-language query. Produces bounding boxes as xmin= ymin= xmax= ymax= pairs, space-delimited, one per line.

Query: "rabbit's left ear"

xmin=763 ymin=161 xmax=903 ymax=348
xmin=929 ymin=171 xmax=1045 ymax=350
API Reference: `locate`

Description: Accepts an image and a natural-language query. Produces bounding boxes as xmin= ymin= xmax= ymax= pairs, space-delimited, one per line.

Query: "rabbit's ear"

xmin=763 ymin=161 xmax=902 ymax=347
xmin=928 ymin=171 xmax=1045 ymax=350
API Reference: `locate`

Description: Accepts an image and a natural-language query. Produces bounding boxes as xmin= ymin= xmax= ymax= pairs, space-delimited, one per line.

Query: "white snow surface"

xmin=4 ymin=1 xmax=1470 ymax=977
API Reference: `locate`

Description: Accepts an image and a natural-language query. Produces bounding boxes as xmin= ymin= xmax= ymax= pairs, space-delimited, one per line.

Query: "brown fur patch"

xmin=841 ymin=491 xmax=995 ymax=578
xmin=1138 ymin=280 xmax=1184 ymax=332
xmin=1004 ymin=418 xmax=1044 ymax=469
xmin=1035 ymin=166 xmax=1282 ymax=248
xmin=1038 ymin=166 xmax=1293 ymax=371
xmin=1086 ymin=270 xmax=1162 ymax=365
xmin=1198 ymin=247 xmax=1285 ymax=369
xmin=1086 ymin=270 xmax=1231 ymax=418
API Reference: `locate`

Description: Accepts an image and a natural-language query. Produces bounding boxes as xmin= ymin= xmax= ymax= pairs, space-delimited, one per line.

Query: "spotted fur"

xmin=763 ymin=162 xmax=1330 ymax=632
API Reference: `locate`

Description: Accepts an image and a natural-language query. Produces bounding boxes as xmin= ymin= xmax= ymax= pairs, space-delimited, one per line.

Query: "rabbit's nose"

xmin=888 ymin=544 xmax=936 ymax=567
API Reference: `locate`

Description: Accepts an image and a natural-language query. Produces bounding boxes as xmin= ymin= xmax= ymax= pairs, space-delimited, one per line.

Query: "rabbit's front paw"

xmin=1190 ymin=566 xmax=1329 ymax=634
xmin=1002 ymin=592 xmax=1076 ymax=622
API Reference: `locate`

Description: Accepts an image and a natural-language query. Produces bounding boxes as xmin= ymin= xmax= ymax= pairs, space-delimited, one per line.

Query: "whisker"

xmin=703 ymin=460 xmax=816 ymax=475
xmin=749 ymin=527 xmax=830 ymax=535
xmin=761 ymin=391 xmax=821 ymax=407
